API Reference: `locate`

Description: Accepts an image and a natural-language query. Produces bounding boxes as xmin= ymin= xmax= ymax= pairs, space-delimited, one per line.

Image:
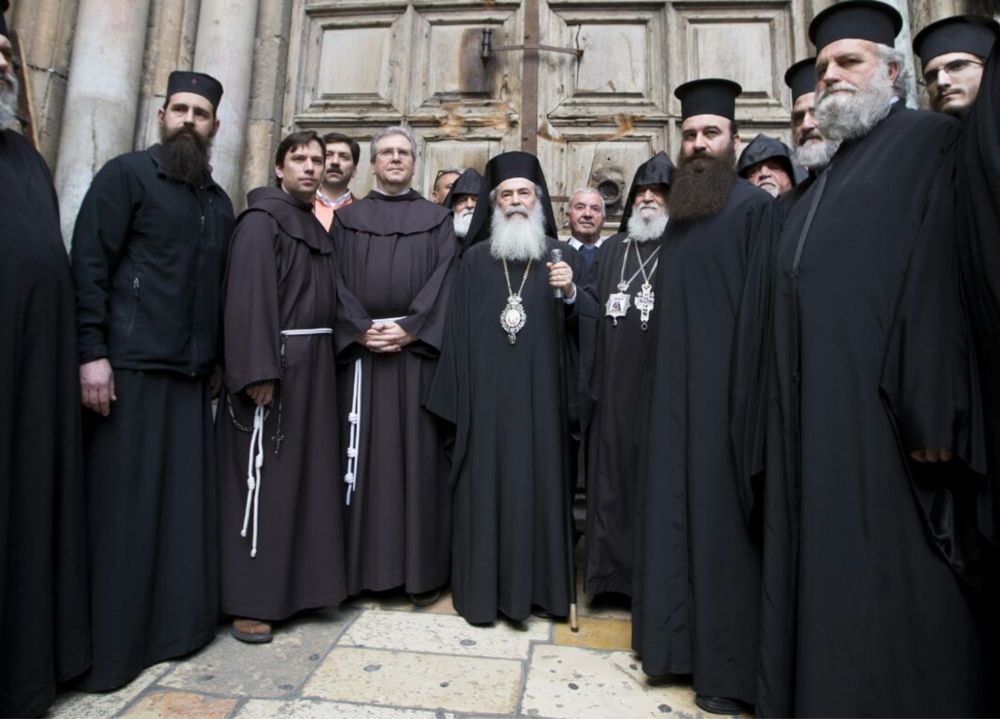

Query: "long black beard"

xmin=668 ymin=147 xmax=736 ymax=221
xmin=158 ymin=126 xmax=211 ymax=184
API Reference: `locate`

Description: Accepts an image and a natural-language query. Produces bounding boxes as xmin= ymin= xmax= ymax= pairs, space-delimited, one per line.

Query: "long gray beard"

xmin=794 ymin=139 xmax=840 ymax=171
xmin=489 ymin=204 xmax=547 ymax=262
xmin=0 ymin=73 xmax=19 ymax=129
xmin=453 ymin=209 xmax=473 ymax=239
xmin=627 ymin=212 xmax=668 ymax=243
xmin=815 ymin=72 xmax=894 ymax=142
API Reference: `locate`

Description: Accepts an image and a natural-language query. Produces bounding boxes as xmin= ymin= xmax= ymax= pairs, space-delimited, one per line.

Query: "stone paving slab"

xmin=521 ymin=644 xmax=705 ymax=719
xmin=303 ymin=646 xmax=523 ymax=714
xmin=553 ymin=615 xmax=631 ymax=652
xmin=341 ymin=608 xmax=550 ymax=659
xmin=160 ymin=608 xmax=353 ymax=699
xmin=118 ymin=690 xmax=236 ymax=718
xmin=233 ymin=698 xmax=451 ymax=718
xmin=48 ymin=661 xmax=176 ymax=719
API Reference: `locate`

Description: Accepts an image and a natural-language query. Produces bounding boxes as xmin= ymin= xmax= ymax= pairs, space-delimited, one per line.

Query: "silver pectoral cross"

xmin=634 ymin=283 xmax=655 ymax=330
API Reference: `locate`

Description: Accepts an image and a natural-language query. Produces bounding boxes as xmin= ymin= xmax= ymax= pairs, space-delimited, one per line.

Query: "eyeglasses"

xmin=919 ymin=58 xmax=984 ymax=88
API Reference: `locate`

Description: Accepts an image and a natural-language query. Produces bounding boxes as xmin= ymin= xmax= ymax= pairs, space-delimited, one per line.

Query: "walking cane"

xmin=550 ymin=247 xmax=579 ymax=632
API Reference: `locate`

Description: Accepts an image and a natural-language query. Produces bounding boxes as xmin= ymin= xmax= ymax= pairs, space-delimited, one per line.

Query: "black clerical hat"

xmin=913 ymin=15 xmax=999 ymax=67
xmin=0 ymin=0 xmax=9 ymax=36
xmin=737 ymin=134 xmax=802 ymax=186
xmin=618 ymin=151 xmax=675 ymax=233
xmin=166 ymin=70 xmax=224 ymax=111
xmin=674 ymin=79 xmax=742 ymax=121
xmin=443 ymin=168 xmax=484 ymax=210
xmin=785 ymin=58 xmax=817 ymax=101
xmin=809 ymin=0 xmax=903 ymax=53
xmin=461 ymin=151 xmax=559 ymax=251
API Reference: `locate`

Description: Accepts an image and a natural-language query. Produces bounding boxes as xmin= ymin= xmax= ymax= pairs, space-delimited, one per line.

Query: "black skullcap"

xmin=618 ymin=152 xmax=675 ymax=233
xmin=809 ymin=0 xmax=903 ymax=53
xmin=913 ymin=16 xmax=999 ymax=67
xmin=0 ymin=0 xmax=9 ymax=36
xmin=785 ymin=58 xmax=817 ymax=101
xmin=166 ymin=71 xmax=224 ymax=111
xmin=443 ymin=168 xmax=484 ymax=210
xmin=674 ymin=79 xmax=742 ymax=121
xmin=461 ymin=151 xmax=559 ymax=252
xmin=737 ymin=135 xmax=800 ymax=186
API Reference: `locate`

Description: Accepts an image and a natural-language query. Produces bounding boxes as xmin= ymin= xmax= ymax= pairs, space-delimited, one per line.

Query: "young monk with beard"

xmin=630 ymin=79 xmax=777 ymax=716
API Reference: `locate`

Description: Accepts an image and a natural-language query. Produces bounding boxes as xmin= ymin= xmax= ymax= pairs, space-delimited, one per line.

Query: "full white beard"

xmin=627 ymin=212 xmax=668 ymax=243
xmin=0 ymin=73 xmax=19 ymax=129
xmin=452 ymin=209 xmax=473 ymax=239
xmin=489 ymin=203 xmax=547 ymax=262
xmin=794 ymin=138 xmax=840 ymax=171
xmin=815 ymin=71 xmax=894 ymax=142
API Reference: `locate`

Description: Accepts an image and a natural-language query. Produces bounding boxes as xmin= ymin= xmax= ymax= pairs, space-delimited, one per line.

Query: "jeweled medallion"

xmin=605 ymin=292 xmax=631 ymax=326
xmin=500 ymin=296 xmax=527 ymax=345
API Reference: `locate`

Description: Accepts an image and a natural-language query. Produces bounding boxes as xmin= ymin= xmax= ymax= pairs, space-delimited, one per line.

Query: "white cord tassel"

xmin=241 ymin=404 xmax=265 ymax=557
xmin=344 ymin=358 xmax=362 ymax=505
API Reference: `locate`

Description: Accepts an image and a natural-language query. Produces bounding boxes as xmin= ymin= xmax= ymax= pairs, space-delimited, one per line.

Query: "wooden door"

xmin=284 ymin=0 xmax=809 ymax=228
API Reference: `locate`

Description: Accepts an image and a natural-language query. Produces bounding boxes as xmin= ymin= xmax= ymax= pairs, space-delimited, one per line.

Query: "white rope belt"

xmin=344 ymin=316 xmax=405 ymax=506
xmin=240 ymin=327 xmax=333 ymax=558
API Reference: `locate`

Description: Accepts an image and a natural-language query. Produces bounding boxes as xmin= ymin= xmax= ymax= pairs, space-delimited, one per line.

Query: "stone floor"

xmin=48 ymin=586 xmax=740 ymax=719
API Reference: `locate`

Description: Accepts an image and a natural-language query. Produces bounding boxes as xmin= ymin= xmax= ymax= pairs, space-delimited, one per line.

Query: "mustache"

xmin=503 ymin=207 xmax=529 ymax=218
xmin=820 ymin=81 xmax=858 ymax=99
xmin=799 ymin=129 xmax=824 ymax=144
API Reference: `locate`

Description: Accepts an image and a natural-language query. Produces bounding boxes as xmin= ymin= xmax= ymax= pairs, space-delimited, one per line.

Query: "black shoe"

xmin=408 ymin=589 xmax=441 ymax=607
xmin=694 ymin=695 xmax=747 ymax=715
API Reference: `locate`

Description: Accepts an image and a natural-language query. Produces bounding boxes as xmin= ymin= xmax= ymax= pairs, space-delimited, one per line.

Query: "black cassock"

xmin=956 ymin=43 xmax=1000 ymax=593
xmin=332 ymin=190 xmax=455 ymax=596
xmin=631 ymin=179 xmax=773 ymax=704
xmin=733 ymin=103 xmax=994 ymax=717
xmin=0 ymin=130 xmax=90 ymax=716
xmin=584 ymin=231 xmax=657 ymax=598
xmin=425 ymin=239 xmax=597 ymax=623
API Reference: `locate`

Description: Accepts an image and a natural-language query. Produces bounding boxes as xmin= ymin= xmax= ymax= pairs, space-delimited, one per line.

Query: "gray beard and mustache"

xmin=815 ymin=70 xmax=894 ymax=142
xmin=489 ymin=203 xmax=547 ymax=262
xmin=158 ymin=124 xmax=212 ymax=184
xmin=626 ymin=210 xmax=668 ymax=242
xmin=795 ymin=137 xmax=840 ymax=171
xmin=0 ymin=71 xmax=19 ymax=129
xmin=453 ymin=208 xmax=474 ymax=239
xmin=668 ymin=146 xmax=737 ymax=221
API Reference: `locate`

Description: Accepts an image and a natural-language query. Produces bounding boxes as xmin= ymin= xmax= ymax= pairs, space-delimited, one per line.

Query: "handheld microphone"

xmin=550 ymin=248 xmax=564 ymax=299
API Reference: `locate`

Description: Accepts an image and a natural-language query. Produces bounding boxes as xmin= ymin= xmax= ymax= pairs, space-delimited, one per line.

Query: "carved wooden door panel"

xmin=284 ymin=0 xmax=809 ymax=225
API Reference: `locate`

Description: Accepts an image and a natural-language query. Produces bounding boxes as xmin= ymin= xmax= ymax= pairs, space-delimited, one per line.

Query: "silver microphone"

xmin=550 ymin=247 xmax=563 ymax=299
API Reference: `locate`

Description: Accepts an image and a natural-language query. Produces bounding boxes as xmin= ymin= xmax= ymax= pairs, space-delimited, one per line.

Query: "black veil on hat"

xmin=0 ymin=0 xmax=9 ymax=36
xmin=674 ymin=79 xmax=742 ymax=120
xmin=785 ymin=57 xmax=817 ymax=102
xmin=617 ymin=151 xmax=675 ymax=233
xmin=462 ymin=151 xmax=559 ymax=251
xmin=913 ymin=15 xmax=999 ymax=67
xmin=737 ymin=134 xmax=803 ymax=186
xmin=443 ymin=168 xmax=484 ymax=210
xmin=809 ymin=0 xmax=903 ymax=53
xmin=166 ymin=70 xmax=224 ymax=111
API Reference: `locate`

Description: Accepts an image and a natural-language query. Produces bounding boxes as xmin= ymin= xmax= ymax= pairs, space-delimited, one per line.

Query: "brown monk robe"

xmin=216 ymin=185 xmax=347 ymax=635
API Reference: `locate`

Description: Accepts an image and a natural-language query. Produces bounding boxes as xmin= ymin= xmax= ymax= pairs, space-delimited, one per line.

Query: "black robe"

xmin=584 ymin=231 xmax=658 ymax=598
xmin=217 ymin=188 xmax=347 ymax=621
xmin=631 ymin=179 xmax=774 ymax=704
xmin=331 ymin=190 xmax=456 ymax=595
xmin=956 ymin=41 xmax=1000 ymax=595
xmin=425 ymin=239 xmax=598 ymax=623
xmin=734 ymin=104 xmax=993 ymax=717
xmin=0 ymin=130 xmax=90 ymax=717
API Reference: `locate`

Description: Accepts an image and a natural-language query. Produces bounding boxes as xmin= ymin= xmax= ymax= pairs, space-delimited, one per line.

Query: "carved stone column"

xmin=192 ymin=0 xmax=260 ymax=205
xmin=53 ymin=0 xmax=152 ymax=245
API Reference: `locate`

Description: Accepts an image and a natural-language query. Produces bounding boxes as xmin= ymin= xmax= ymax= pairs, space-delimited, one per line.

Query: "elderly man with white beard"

xmin=583 ymin=152 xmax=672 ymax=605
xmin=731 ymin=1 xmax=996 ymax=716
xmin=426 ymin=151 xmax=598 ymax=626
xmin=785 ymin=57 xmax=840 ymax=185
xmin=442 ymin=167 xmax=483 ymax=247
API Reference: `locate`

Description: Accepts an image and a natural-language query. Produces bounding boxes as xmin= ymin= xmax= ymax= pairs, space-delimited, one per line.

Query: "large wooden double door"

xmin=285 ymin=0 xmax=809 ymax=223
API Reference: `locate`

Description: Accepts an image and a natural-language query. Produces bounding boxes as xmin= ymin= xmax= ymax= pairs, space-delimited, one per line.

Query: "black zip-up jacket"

xmin=71 ymin=145 xmax=235 ymax=376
